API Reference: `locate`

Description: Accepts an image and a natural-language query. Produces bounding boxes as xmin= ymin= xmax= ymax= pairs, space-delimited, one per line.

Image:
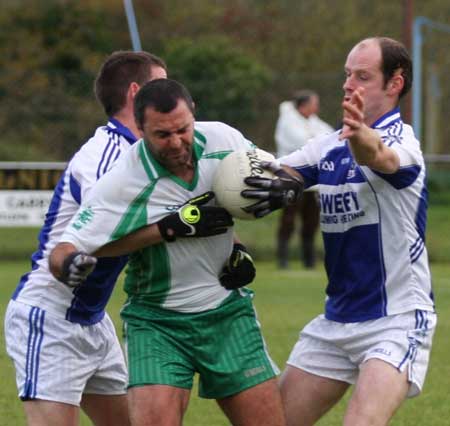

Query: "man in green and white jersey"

xmin=50 ymin=79 xmax=302 ymax=426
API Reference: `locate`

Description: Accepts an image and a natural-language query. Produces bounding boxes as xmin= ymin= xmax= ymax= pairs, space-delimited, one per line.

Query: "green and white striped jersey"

xmin=61 ymin=121 xmax=255 ymax=313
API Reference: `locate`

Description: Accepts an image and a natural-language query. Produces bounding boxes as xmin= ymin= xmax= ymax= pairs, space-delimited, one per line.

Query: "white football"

xmin=212 ymin=148 xmax=276 ymax=220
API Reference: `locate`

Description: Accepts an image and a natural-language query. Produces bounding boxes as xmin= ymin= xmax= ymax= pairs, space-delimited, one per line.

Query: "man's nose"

xmin=168 ymin=134 xmax=182 ymax=148
xmin=343 ymin=76 xmax=354 ymax=92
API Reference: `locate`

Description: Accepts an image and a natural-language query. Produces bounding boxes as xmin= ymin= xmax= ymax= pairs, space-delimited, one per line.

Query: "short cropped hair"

xmin=375 ymin=37 xmax=413 ymax=99
xmin=292 ymin=90 xmax=318 ymax=108
xmin=134 ymin=79 xmax=194 ymax=129
xmin=94 ymin=51 xmax=167 ymax=116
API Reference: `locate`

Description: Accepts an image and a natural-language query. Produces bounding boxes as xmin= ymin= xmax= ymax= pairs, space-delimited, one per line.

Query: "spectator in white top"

xmin=274 ymin=90 xmax=333 ymax=268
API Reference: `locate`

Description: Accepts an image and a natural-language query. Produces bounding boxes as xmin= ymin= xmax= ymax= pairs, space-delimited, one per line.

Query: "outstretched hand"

xmin=158 ymin=191 xmax=234 ymax=242
xmin=241 ymin=161 xmax=304 ymax=218
xmin=340 ymin=87 xmax=365 ymax=140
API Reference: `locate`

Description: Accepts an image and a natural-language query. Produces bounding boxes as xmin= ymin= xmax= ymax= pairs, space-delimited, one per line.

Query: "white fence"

xmin=0 ymin=157 xmax=448 ymax=227
xmin=0 ymin=162 xmax=66 ymax=226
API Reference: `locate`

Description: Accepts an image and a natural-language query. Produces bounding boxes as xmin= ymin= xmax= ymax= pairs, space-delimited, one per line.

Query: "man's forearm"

xmin=93 ymin=224 xmax=164 ymax=257
xmin=349 ymin=125 xmax=399 ymax=173
xmin=49 ymin=242 xmax=78 ymax=280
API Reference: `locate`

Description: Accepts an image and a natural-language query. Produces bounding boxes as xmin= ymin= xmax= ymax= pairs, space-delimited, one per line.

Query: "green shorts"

xmin=122 ymin=292 xmax=278 ymax=399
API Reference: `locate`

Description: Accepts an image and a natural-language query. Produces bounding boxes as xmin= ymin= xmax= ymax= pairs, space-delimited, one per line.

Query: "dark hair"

xmin=376 ymin=37 xmax=413 ymax=99
xmin=94 ymin=51 xmax=167 ymax=116
xmin=134 ymin=79 xmax=194 ymax=129
xmin=292 ymin=90 xmax=318 ymax=108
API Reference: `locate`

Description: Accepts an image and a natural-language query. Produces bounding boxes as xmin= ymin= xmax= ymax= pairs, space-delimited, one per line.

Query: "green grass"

xmin=1 ymin=261 xmax=450 ymax=425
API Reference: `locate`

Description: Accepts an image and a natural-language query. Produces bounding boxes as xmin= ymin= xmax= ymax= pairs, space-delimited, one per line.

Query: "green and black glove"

xmin=158 ymin=191 xmax=234 ymax=242
xmin=241 ymin=161 xmax=304 ymax=218
xmin=219 ymin=243 xmax=256 ymax=290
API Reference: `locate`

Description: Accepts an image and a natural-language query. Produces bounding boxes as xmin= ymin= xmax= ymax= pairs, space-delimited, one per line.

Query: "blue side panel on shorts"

xmin=21 ymin=307 xmax=46 ymax=400
xmin=324 ymin=224 xmax=387 ymax=322
xmin=398 ymin=309 xmax=428 ymax=371
xmin=12 ymin=171 xmax=68 ymax=299
xmin=66 ymin=255 xmax=128 ymax=325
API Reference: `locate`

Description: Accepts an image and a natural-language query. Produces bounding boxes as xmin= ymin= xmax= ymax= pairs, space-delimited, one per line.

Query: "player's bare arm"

xmin=341 ymin=87 xmax=400 ymax=174
xmin=49 ymin=226 xmax=163 ymax=287
xmin=94 ymin=224 xmax=164 ymax=257
xmin=49 ymin=242 xmax=79 ymax=278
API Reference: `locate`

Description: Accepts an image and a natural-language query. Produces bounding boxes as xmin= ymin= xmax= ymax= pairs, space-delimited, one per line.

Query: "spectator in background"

xmin=274 ymin=90 xmax=333 ymax=268
xmin=4 ymin=51 xmax=167 ymax=426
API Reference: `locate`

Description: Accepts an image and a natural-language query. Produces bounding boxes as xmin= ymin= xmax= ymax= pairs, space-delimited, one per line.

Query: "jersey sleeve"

xmin=69 ymin=128 xmax=120 ymax=204
xmin=380 ymin=124 xmax=423 ymax=166
xmin=200 ymin=121 xmax=256 ymax=152
xmin=369 ymin=124 xmax=424 ymax=189
xmin=279 ymin=133 xmax=329 ymax=189
xmin=223 ymin=122 xmax=255 ymax=151
xmin=68 ymin=150 xmax=100 ymax=206
xmin=59 ymin=160 xmax=142 ymax=254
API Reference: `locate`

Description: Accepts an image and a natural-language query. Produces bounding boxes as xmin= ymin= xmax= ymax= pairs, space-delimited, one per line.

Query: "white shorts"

xmin=287 ymin=310 xmax=436 ymax=397
xmin=4 ymin=299 xmax=128 ymax=406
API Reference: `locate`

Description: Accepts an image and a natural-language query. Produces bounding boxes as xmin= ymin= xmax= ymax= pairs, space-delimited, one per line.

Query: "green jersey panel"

xmin=61 ymin=121 xmax=255 ymax=313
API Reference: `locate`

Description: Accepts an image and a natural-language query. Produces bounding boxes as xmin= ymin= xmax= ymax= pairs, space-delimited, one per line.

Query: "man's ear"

xmin=129 ymin=82 xmax=140 ymax=98
xmin=387 ymin=69 xmax=404 ymax=96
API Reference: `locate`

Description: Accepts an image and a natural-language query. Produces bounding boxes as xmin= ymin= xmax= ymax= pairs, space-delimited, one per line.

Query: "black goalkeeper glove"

xmin=219 ymin=243 xmax=256 ymax=290
xmin=59 ymin=251 xmax=97 ymax=288
xmin=241 ymin=161 xmax=304 ymax=218
xmin=158 ymin=191 xmax=234 ymax=242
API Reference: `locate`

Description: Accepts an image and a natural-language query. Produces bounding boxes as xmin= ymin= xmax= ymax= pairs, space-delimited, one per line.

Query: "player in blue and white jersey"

xmin=243 ymin=37 xmax=436 ymax=426
xmin=4 ymin=51 xmax=167 ymax=426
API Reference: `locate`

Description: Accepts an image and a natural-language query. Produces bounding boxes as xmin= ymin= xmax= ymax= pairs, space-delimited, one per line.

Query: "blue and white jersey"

xmin=280 ymin=108 xmax=434 ymax=323
xmin=11 ymin=118 xmax=137 ymax=325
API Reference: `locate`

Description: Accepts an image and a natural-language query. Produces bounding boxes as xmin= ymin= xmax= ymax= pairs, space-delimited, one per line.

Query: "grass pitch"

xmin=1 ymin=261 xmax=450 ymax=425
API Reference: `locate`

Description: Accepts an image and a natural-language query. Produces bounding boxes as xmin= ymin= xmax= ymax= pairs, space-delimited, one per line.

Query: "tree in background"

xmin=1 ymin=0 xmax=449 ymax=160
xmin=0 ymin=0 xmax=124 ymax=160
xmin=163 ymin=37 xmax=270 ymax=128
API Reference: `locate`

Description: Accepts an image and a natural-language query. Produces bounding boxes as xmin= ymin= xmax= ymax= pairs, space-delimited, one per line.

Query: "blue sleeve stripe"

xmin=373 ymin=165 xmax=421 ymax=189
xmin=69 ymin=173 xmax=81 ymax=204
xmin=381 ymin=121 xmax=404 ymax=147
xmin=101 ymin=136 xmax=119 ymax=176
xmin=97 ymin=132 xmax=121 ymax=179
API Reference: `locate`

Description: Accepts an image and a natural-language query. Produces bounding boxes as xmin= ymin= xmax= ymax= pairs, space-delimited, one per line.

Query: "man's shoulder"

xmin=195 ymin=121 xmax=237 ymax=134
xmin=70 ymin=124 xmax=137 ymax=174
xmin=376 ymin=120 xmax=419 ymax=149
xmin=69 ymin=126 xmax=110 ymax=164
xmin=194 ymin=121 xmax=254 ymax=157
xmin=195 ymin=121 xmax=247 ymax=145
